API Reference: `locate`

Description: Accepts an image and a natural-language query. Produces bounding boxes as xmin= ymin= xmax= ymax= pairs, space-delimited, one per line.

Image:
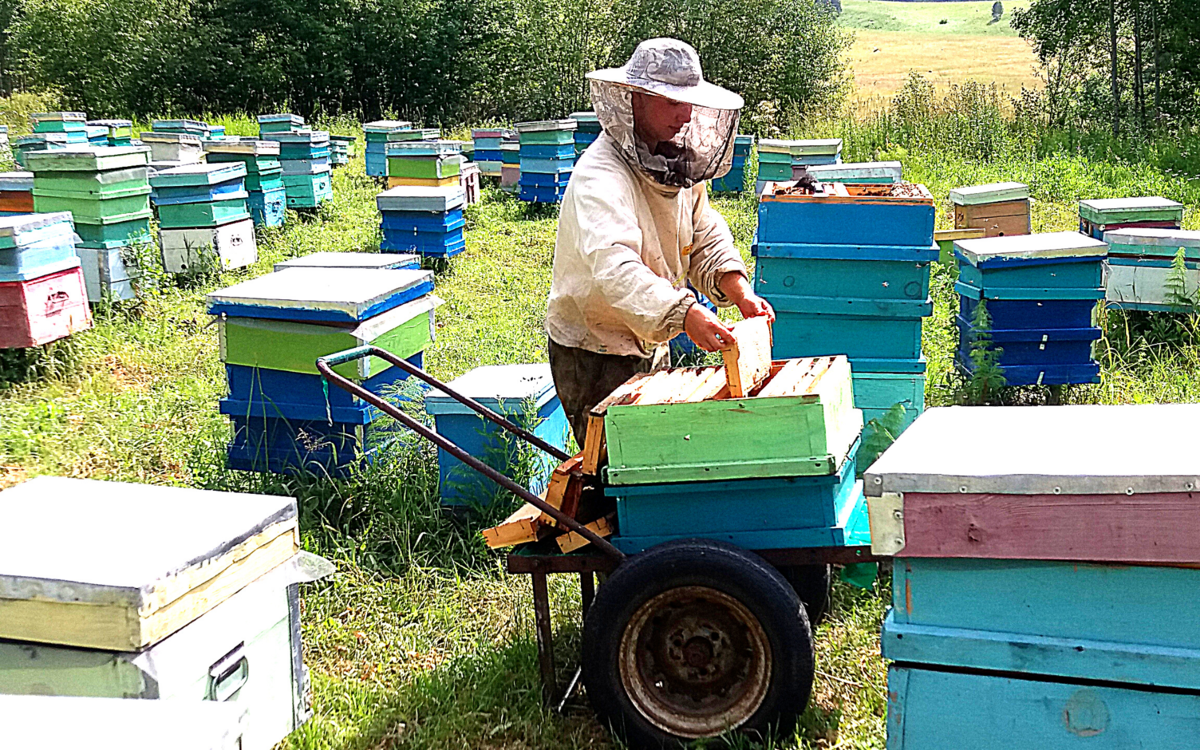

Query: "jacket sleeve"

xmin=569 ymin=169 xmax=695 ymax=343
xmin=686 ymin=184 xmax=748 ymax=306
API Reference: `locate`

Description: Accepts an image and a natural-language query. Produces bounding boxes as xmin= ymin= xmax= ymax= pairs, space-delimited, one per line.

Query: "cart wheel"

xmin=778 ymin=564 xmax=832 ymax=627
xmin=582 ymin=539 xmax=814 ymax=749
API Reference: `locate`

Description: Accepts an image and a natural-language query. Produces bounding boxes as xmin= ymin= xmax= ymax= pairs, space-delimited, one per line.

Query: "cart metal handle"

xmin=317 ymin=346 xmax=625 ymax=562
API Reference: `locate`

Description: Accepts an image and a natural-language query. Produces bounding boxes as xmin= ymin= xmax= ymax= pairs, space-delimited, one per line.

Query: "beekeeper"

xmin=546 ymin=37 xmax=774 ymax=444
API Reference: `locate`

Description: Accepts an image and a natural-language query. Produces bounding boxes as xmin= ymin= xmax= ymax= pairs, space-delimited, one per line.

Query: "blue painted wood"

xmin=247 ymin=187 xmax=286 ymax=228
xmin=365 ymin=152 xmax=387 ymax=178
xmin=958 ymin=358 xmax=1100 ymax=385
xmin=381 ymin=227 xmax=465 ymax=254
xmin=609 ymin=444 xmax=858 ymax=539
xmin=519 ymin=185 xmax=567 ymax=203
xmin=522 ymin=171 xmax=572 ymax=187
xmin=221 ymin=353 xmax=425 ymax=424
xmin=226 ymin=440 xmax=387 ymax=477
xmin=518 ymin=144 xmax=576 ymax=159
xmin=771 ymin=309 xmax=924 ymax=362
xmin=887 ymin=665 xmax=1200 ymax=750
xmin=427 ymin=363 xmax=570 ymax=506
xmin=957 ymin=254 xmax=1104 ymax=292
xmin=854 ymin=372 xmax=924 ymax=423
xmin=0 ymin=219 xmax=80 ymax=282
xmin=959 ymin=294 xmax=1097 ymax=330
xmin=152 ymin=180 xmax=246 ymax=206
xmin=758 ymin=196 xmax=935 ymax=248
xmin=956 ymin=279 xmax=1105 ymax=302
xmin=884 ymin=613 xmax=1200 ymax=693
xmin=380 ymin=209 xmax=465 ymax=232
xmin=611 ymin=480 xmax=869 ymax=553
xmin=957 ymin=319 xmax=1100 ymax=366
xmin=755 ymin=255 xmax=932 ymax=301
xmin=280 ymin=156 xmax=331 ymax=175
xmin=519 ymin=157 xmax=574 ymax=174
xmin=207 ymin=268 xmax=434 ymax=323
xmin=229 ymin=413 xmax=368 ymax=454
xmin=754 ymin=241 xmax=938 ymax=262
xmin=0 ymin=252 xmax=79 ymax=283
xmin=474 ymin=138 xmax=504 ymax=150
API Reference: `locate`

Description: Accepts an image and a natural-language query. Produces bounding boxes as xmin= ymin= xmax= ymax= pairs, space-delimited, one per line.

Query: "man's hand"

xmin=684 ymin=303 xmax=735 ymax=352
xmin=719 ymin=271 xmax=776 ymax=323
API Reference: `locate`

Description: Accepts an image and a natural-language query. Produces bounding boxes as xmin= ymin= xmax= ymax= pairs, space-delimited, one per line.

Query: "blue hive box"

xmin=380 ymin=208 xmax=465 ymax=233
xmin=207 ymin=266 xmax=434 ymax=323
xmin=226 ymin=414 xmax=406 ymax=476
xmin=0 ymin=212 xmax=80 ymax=283
xmin=522 ymin=171 xmax=572 ymax=188
xmin=758 ymin=182 xmax=935 ymax=248
xmin=519 ymin=184 xmax=569 ymax=203
xmin=381 ymin=226 xmax=465 ymax=257
xmin=754 ymin=243 xmax=937 ymax=300
xmin=954 ymin=231 xmax=1107 ymax=294
xmin=247 ymin=187 xmax=287 ymax=227
xmin=769 ymin=295 xmax=931 ymax=367
xmin=426 ymin=363 xmax=570 ymax=507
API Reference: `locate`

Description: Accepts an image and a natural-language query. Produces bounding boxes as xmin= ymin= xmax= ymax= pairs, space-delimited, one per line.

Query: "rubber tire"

xmin=778 ymin=564 xmax=832 ymax=628
xmin=582 ymin=539 xmax=814 ymax=750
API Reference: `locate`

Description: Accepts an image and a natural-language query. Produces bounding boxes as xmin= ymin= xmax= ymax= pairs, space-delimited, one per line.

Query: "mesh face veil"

xmin=591 ymin=79 xmax=740 ymax=189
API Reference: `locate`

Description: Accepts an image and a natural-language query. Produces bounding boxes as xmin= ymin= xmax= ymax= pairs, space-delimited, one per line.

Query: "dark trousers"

xmin=548 ymin=339 xmax=657 ymax=447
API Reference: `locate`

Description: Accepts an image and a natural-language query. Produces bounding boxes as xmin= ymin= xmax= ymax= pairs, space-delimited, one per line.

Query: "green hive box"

xmin=520 ymin=131 xmax=576 ymax=146
xmin=31 ymin=167 xmax=149 ymax=197
xmin=73 ymin=214 xmax=153 ymax=249
xmin=33 ymin=187 xmax=152 ymax=223
xmin=387 ymin=155 xmax=461 ymax=180
xmin=281 ymin=172 xmax=332 ymax=208
xmin=25 ymin=147 xmax=150 ymax=173
xmin=604 ymin=356 xmax=863 ymax=485
xmin=246 ymin=171 xmax=285 ymax=193
xmin=157 ymin=197 xmax=250 ymax=229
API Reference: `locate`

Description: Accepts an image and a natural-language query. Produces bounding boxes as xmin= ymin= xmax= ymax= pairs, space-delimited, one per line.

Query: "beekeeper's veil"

xmin=588 ymin=38 xmax=743 ymax=188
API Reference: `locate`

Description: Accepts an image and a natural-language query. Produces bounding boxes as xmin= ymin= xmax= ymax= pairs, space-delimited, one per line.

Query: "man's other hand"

xmin=684 ymin=303 xmax=735 ymax=352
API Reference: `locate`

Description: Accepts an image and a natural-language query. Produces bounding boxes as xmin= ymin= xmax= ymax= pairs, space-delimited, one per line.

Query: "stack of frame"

xmin=87 ymin=120 xmax=134 ymax=147
xmin=0 ymin=172 xmax=33 ymax=216
xmin=955 ymin=232 xmax=1107 ymax=386
xmin=263 ymin=130 xmax=332 ymax=209
xmin=471 ymin=128 xmax=509 ymax=179
xmin=209 ymin=266 xmax=440 ymax=475
xmin=377 ymin=184 xmax=466 ymax=259
xmin=515 ymin=120 xmax=576 ymax=203
xmin=569 ymin=111 xmax=601 ymax=156
xmin=499 ymin=139 xmax=520 ymax=194
xmin=756 ymin=138 xmax=842 ymax=193
xmin=950 ymin=182 xmax=1031 ymax=238
xmin=205 ymin=138 xmax=286 ymax=228
xmin=1079 ymin=196 xmax=1184 ymax=239
xmin=329 ymin=135 xmax=355 ymax=166
xmin=710 ymin=134 xmax=754 ymax=194
xmin=755 ymin=180 xmax=935 ymax=440
xmin=151 ymin=163 xmax=257 ymax=274
xmin=362 ymin=120 xmax=411 ymax=178
xmin=386 ymin=140 xmax=460 ymax=189
xmin=0 ymin=212 xmax=91 ymax=348
xmin=868 ymin=404 xmax=1200 ymax=750
xmin=1104 ymin=228 xmax=1200 ymax=312
xmin=258 ymin=113 xmax=305 ymax=138
xmin=28 ymin=146 xmax=152 ymax=302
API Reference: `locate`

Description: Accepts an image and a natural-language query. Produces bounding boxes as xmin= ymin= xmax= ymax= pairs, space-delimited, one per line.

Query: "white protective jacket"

xmin=546 ymin=132 xmax=747 ymax=358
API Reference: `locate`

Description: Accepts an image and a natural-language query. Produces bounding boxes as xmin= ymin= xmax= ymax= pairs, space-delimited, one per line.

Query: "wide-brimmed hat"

xmin=587 ymin=38 xmax=744 ymax=111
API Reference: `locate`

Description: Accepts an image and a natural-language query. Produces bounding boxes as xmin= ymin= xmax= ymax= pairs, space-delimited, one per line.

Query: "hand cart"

xmin=318 ymin=345 xmax=884 ymax=750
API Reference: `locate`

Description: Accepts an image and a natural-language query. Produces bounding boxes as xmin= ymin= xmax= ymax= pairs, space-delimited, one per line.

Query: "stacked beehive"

xmin=0 ymin=171 xmax=33 ymax=215
xmin=150 ymin=163 xmax=257 ymax=274
xmin=85 ymin=125 xmax=109 ymax=146
xmin=950 ymin=181 xmax=1031 ymax=239
xmin=14 ymin=112 xmax=89 ymax=167
xmin=208 ymin=124 xmax=227 ymax=139
xmin=362 ymin=120 xmax=411 ymax=178
xmin=386 ymin=140 xmax=460 ymax=189
xmin=471 ymin=128 xmax=507 ymax=179
xmin=515 ymin=120 xmax=576 ymax=203
xmin=1079 ymin=196 xmax=1184 ymax=239
xmin=569 ymin=111 xmax=601 ymax=156
xmin=209 ymin=266 xmax=439 ymax=475
xmin=499 ymin=139 xmax=520 ymax=194
xmin=28 ymin=146 xmax=152 ymax=302
xmin=377 ymin=184 xmax=466 ymax=258
xmin=140 ymin=131 xmax=206 ymax=173
xmin=329 ymin=134 xmax=355 ymax=166
xmin=87 ymin=119 xmax=134 ymax=147
xmin=427 ymin=364 xmax=571 ymax=509
xmin=1104 ymin=228 xmax=1200 ymax=312
xmin=755 ymin=181 xmax=935 ymax=439
xmin=153 ymin=118 xmax=211 ymax=138
xmin=0 ymin=212 xmax=91 ymax=349
xmin=868 ymin=405 xmax=1200 ymax=749
xmin=710 ymin=134 xmax=754 ymax=194
xmin=257 ymin=113 xmax=304 ymax=138
xmin=0 ymin=476 xmax=332 ymax=750
xmin=955 ymin=232 xmax=1107 ymax=386
xmin=204 ymin=138 xmax=286 ymax=228
xmin=264 ymin=130 xmax=332 ymax=209
xmin=756 ymin=138 xmax=842 ymax=192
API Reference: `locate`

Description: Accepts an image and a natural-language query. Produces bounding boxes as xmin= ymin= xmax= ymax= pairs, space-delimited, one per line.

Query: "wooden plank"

xmin=722 ymin=316 xmax=773 ymax=397
xmin=897 ymin=491 xmax=1200 ymax=564
xmin=633 ymin=369 xmax=689 ymax=406
xmin=755 ymin=358 xmax=812 ymax=398
xmin=482 ymin=502 xmax=547 ymax=548
xmin=682 ymin=367 xmax=727 ymax=403
xmin=590 ymin=372 xmax=654 ymax=416
xmin=580 ymin=414 xmax=607 ymax=475
xmin=555 ymin=514 xmax=615 ymax=553
xmin=545 ymin=455 xmax=585 ymax=520
xmin=661 ymin=369 xmax=703 ymax=404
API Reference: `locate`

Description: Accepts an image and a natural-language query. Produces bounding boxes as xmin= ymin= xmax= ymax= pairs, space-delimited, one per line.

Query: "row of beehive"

xmin=206 ymin=256 xmax=438 ymax=475
xmin=867 ymin=404 xmax=1200 ymax=749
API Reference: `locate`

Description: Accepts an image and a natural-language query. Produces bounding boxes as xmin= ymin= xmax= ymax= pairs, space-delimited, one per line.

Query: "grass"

xmin=840 ymin=0 xmax=1040 ymax=101
xmin=1 ymin=97 xmax=1199 ymax=750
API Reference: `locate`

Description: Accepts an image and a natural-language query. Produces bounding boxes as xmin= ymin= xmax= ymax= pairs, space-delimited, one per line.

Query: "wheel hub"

xmin=619 ymin=585 xmax=772 ymax=738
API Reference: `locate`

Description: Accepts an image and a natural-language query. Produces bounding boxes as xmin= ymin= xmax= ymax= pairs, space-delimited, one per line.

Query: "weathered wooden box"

xmin=1103 ymin=229 xmax=1200 ymax=311
xmin=758 ymin=182 xmax=935 ymax=247
xmin=247 ymin=186 xmax=287 ymax=227
xmin=160 ymin=218 xmax=258 ymax=274
xmin=31 ymin=165 xmax=148 ymax=197
xmin=141 ymin=132 xmax=206 ymax=163
xmin=0 ymin=212 xmax=78 ymax=282
xmin=25 ymin=146 xmax=150 ymax=173
xmin=1079 ymin=196 xmax=1184 ymax=239
xmin=207 ymin=266 xmax=434 ymax=323
xmin=0 ymin=263 xmax=91 ymax=347
xmin=77 ymin=245 xmax=137 ymax=301
xmin=605 ymin=356 xmax=862 ymax=485
xmin=950 ymin=181 xmax=1031 ymax=238
xmin=427 ymin=363 xmax=570 ymax=507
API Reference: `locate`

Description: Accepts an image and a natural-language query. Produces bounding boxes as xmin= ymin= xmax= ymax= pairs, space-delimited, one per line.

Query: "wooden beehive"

xmin=950 ymin=182 xmax=1031 ymax=238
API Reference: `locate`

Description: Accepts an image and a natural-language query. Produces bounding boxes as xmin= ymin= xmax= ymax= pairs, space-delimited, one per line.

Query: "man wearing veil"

xmin=546 ymin=38 xmax=774 ymax=444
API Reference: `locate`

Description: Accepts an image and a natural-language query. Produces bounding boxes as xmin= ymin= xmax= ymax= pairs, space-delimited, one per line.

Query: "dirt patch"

xmin=0 ymin=465 xmax=28 ymax=490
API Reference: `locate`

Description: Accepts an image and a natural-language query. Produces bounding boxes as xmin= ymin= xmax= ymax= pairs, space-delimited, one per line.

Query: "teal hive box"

xmin=247 ymin=187 xmax=286 ymax=227
xmin=31 ymin=112 xmax=87 ymax=133
xmin=426 ymin=363 xmax=570 ymax=508
xmin=157 ymin=195 xmax=250 ymax=229
xmin=281 ymin=170 xmax=332 ymax=208
xmin=753 ymin=244 xmax=937 ymax=301
xmin=758 ymin=182 xmax=935 ymax=248
xmin=807 ymin=161 xmax=902 ymax=185
xmin=73 ymin=214 xmax=152 ymax=249
xmin=954 ymin=231 xmax=1108 ymax=294
xmin=854 ymin=371 xmax=924 ymax=428
xmin=33 ymin=187 xmax=151 ymax=223
xmin=0 ymin=212 xmax=79 ymax=283
xmin=152 ymin=118 xmax=210 ymax=136
xmin=1104 ymin=228 xmax=1200 ymax=311
xmin=257 ymin=113 xmax=305 ymax=134
xmin=1079 ymin=196 xmax=1184 ymax=239
xmin=769 ymin=296 xmax=931 ymax=364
